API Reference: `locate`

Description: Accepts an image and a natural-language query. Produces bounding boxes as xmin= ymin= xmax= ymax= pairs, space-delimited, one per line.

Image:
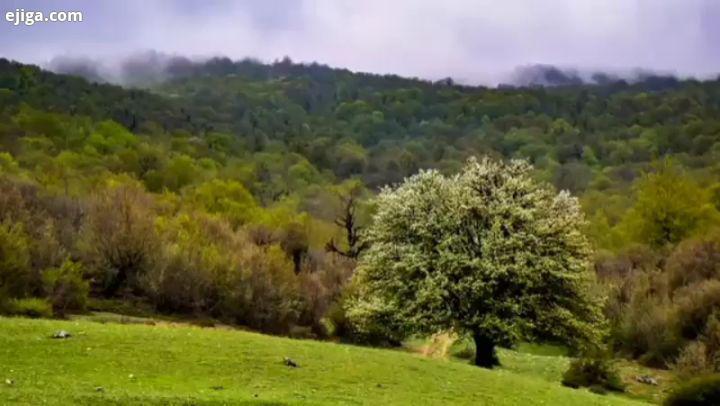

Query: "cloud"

xmin=1 ymin=0 xmax=718 ymax=85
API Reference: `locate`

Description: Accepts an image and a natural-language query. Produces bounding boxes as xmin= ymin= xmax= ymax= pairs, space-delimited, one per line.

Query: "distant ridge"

xmin=46 ymin=51 xmax=702 ymax=92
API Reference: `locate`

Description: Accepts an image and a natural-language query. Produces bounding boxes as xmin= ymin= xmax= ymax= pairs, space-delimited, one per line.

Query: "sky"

xmin=1 ymin=0 xmax=719 ymax=85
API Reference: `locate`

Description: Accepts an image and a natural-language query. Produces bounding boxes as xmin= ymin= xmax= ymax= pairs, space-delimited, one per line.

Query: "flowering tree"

xmin=347 ymin=157 xmax=603 ymax=367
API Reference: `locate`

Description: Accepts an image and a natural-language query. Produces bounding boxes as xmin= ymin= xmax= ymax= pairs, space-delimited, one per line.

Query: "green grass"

xmin=444 ymin=337 xmax=671 ymax=403
xmin=444 ymin=337 xmax=571 ymax=383
xmin=0 ymin=317 xmax=647 ymax=405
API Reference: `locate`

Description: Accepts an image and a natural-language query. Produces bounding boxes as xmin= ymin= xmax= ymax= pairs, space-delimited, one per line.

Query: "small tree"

xmin=347 ymin=157 xmax=603 ymax=368
xmin=624 ymin=159 xmax=718 ymax=247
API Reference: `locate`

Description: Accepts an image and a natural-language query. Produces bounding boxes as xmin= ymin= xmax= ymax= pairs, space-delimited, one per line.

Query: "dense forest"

xmin=2 ymin=56 xmax=720 ymax=380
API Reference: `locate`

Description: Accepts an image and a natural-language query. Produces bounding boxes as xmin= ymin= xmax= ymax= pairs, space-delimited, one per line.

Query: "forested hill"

xmin=3 ymin=57 xmax=720 ymax=185
xmin=3 ymin=55 xmax=720 ymax=194
xmin=0 ymin=58 xmax=191 ymax=133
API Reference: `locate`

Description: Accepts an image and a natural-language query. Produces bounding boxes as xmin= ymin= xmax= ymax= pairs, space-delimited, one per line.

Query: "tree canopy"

xmin=347 ymin=157 xmax=603 ymax=367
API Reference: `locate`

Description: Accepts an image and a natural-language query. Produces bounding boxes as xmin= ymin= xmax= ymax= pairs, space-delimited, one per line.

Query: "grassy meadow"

xmin=0 ymin=316 xmax=650 ymax=405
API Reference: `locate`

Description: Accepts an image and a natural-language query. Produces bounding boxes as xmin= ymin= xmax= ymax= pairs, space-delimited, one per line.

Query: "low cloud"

xmin=2 ymin=0 xmax=719 ymax=85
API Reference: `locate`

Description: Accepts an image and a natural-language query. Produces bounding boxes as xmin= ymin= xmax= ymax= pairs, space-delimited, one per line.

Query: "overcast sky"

xmin=1 ymin=0 xmax=719 ymax=84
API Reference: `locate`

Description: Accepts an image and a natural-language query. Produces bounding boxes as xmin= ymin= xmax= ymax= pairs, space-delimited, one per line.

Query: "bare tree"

xmin=325 ymin=185 xmax=368 ymax=259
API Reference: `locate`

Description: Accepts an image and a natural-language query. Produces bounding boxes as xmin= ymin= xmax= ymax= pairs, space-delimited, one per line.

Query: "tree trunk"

xmin=473 ymin=330 xmax=500 ymax=368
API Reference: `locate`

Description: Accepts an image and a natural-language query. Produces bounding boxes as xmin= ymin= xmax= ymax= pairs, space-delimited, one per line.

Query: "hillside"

xmin=5 ymin=57 xmax=720 ymax=191
xmin=0 ymin=317 xmax=645 ymax=405
xmin=1 ymin=55 xmax=720 ymax=402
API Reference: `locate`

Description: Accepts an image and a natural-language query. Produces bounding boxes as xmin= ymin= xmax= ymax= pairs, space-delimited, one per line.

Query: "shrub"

xmin=144 ymin=242 xmax=216 ymax=313
xmin=43 ymin=260 xmax=89 ymax=317
xmin=217 ymin=244 xmax=302 ymax=334
xmin=296 ymin=251 xmax=355 ymax=337
xmin=702 ymin=313 xmax=720 ymax=371
xmin=29 ymin=219 xmax=67 ymax=275
xmin=320 ymin=280 xmax=403 ymax=346
xmin=81 ymin=184 xmax=160 ymax=297
xmin=666 ymin=237 xmax=720 ymax=291
xmin=0 ymin=221 xmax=33 ymax=298
xmin=4 ymin=298 xmax=53 ymax=318
xmin=561 ymin=358 xmax=625 ymax=393
xmin=611 ymin=286 xmax=681 ymax=367
xmin=0 ymin=177 xmax=32 ymax=224
xmin=324 ymin=294 xmax=352 ymax=338
xmin=603 ymin=236 xmax=720 ymax=369
xmin=674 ymin=281 xmax=720 ymax=340
xmin=145 ymin=211 xmax=347 ymax=336
xmin=664 ymin=374 xmax=720 ymax=406
xmin=143 ymin=214 xmax=221 ymax=314
xmin=674 ymin=342 xmax=713 ymax=378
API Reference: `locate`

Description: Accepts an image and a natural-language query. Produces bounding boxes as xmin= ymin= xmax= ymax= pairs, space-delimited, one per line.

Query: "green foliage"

xmin=562 ymin=358 xmax=625 ymax=393
xmin=0 ymin=152 xmax=20 ymax=174
xmin=144 ymin=213 xmax=222 ymax=313
xmin=189 ymin=179 xmax=258 ymax=227
xmin=348 ymin=157 xmax=603 ymax=367
xmin=623 ymin=160 xmax=718 ymax=247
xmin=145 ymin=211 xmax=334 ymax=334
xmin=162 ymin=154 xmax=201 ymax=191
xmin=219 ymin=243 xmax=302 ymax=333
xmin=664 ymin=374 xmax=720 ymax=406
xmin=0 ymin=221 xmax=33 ymax=299
xmin=42 ymin=260 xmax=89 ymax=317
xmin=2 ymin=298 xmax=53 ymax=318
xmin=325 ymin=282 xmax=403 ymax=346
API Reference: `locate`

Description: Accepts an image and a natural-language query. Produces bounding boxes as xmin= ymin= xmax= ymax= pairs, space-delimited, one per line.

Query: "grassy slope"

xmin=0 ymin=317 xmax=646 ymax=405
xmin=420 ymin=334 xmax=672 ymax=403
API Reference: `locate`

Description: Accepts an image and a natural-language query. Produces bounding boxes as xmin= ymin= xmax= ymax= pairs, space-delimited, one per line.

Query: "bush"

xmin=702 ymin=313 xmax=720 ymax=371
xmin=327 ymin=282 xmax=405 ymax=346
xmin=603 ymin=236 xmax=720 ymax=369
xmin=0 ymin=221 xmax=34 ymax=298
xmin=217 ymin=244 xmax=302 ymax=334
xmin=610 ymin=283 xmax=682 ymax=367
xmin=664 ymin=374 xmax=720 ymax=406
xmin=561 ymin=358 xmax=625 ymax=393
xmin=43 ymin=260 xmax=89 ymax=317
xmin=147 ymin=213 xmax=302 ymax=334
xmin=3 ymin=298 xmax=53 ymax=318
xmin=674 ymin=281 xmax=720 ymax=340
xmin=666 ymin=237 xmax=720 ymax=291
xmin=143 ymin=216 xmax=218 ymax=314
xmin=324 ymin=295 xmax=352 ymax=338
xmin=296 ymin=252 xmax=355 ymax=337
xmin=81 ymin=184 xmax=160 ymax=297
xmin=674 ymin=342 xmax=714 ymax=378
